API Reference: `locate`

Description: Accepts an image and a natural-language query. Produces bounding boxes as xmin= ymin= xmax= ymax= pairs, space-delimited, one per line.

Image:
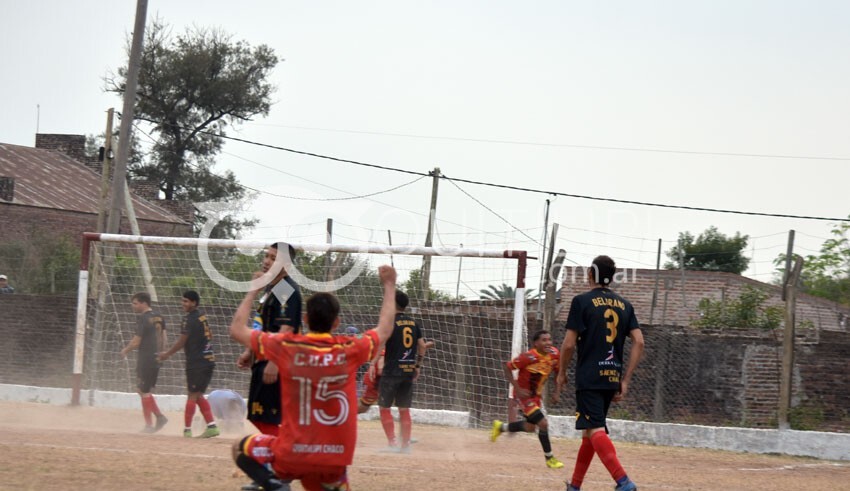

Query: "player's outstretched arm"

xmin=373 ymin=265 xmax=397 ymax=345
xmin=159 ymin=334 xmax=189 ymax=362
xmin=230 ymin=273 xmax=263 ymax=348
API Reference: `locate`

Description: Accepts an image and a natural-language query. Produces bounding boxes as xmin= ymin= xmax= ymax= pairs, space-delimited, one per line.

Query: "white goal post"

xmin=72 ymin=232 xmax=529 ymax=425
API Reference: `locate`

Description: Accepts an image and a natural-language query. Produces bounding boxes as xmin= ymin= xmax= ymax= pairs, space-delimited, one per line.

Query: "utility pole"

xmin=782 ymin=230 xmax=795 ymax=301
xmin=106 ymin=0 xmax=148 ymax=234
xmin=649 ymin=238 xmax=662 ymax=324
xmin=536 ymin=199 xmax=551 ymax=320
xmin=96 ymin=108 xmax=115 ymax=234
xmin=778 ymin=255 xmax=803 ymax=430
xmin=324 ymin=218 xmax=333 ymax=281
xmin=387 ymin=230 xmax=394 ymax=268
xmin=421 ymin=167 xmax=440 ymax=300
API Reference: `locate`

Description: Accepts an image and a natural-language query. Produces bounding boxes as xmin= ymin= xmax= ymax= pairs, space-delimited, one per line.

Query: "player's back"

xmin=254 ymin=330 xmax=377 ymax=468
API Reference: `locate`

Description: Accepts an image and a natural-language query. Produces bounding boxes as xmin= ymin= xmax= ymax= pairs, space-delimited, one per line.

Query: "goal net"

xmin=73 ymin=233 xmax=529 ymax=427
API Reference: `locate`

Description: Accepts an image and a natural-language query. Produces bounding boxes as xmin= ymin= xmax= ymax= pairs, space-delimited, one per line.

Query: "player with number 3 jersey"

xmin=229 ymin=265 xmax=399 ymax=491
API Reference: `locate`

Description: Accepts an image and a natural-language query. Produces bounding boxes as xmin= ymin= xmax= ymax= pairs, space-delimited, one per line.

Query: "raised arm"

xmin=373 ymin=265 xmax=397 ymax=345
xmin=230 ymin=276 xmax=263 ymax=349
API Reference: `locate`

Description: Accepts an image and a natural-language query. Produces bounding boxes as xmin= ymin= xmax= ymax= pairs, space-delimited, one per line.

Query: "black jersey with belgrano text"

xmin=564 ymin=287 xmax=639 ymax=390
xmin=382 ymin=313 xmax=423 ymax=378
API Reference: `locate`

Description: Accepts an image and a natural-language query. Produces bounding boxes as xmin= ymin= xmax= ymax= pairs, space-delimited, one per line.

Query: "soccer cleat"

xmin=614 ymin=479 xmax=637 ymax=491
xmin=240 ymin=482 xmax=262 ymax=491
xmin=140 ymin=425 xmax=156 ymax=434
xmin=199 ymin=425 xmax=220 ymax=438
xmin=490 ymin=420 xmax=503 ymax=442
xmin=265 ymin=479 xmax=291 ymax=491
xmin=378 ymin=446 xmax=400 ymax=453
xmin=546 ymin=456 xmax=565 ymax=469
xmin=566 ymin=484 xmax=581 ymax=491
xmin=399 ymin=446 xmax=412 ymax=454
xmin=183 ymin=429 xmax=192 ymax=438
xmin=153 ymin=414 xmax=168 ymax=432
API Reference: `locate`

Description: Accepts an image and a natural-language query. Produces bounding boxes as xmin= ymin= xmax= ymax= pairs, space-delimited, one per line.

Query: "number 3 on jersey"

xmin=293 ymin=374 xmax=349 ymax=426
xmin=604 ymin=308 xmax=619 ymax=343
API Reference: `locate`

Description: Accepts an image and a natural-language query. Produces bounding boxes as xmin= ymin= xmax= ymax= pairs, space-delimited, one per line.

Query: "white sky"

xmin=2 ymin=1 xmax=849 ymax=296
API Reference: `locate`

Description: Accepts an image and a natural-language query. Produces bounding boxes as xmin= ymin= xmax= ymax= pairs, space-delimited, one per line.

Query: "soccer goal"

xmin=72 ymin=232 xmax=529 ymax=427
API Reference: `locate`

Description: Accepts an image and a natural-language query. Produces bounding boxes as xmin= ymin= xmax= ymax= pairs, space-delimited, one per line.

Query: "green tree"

xmin=403 ymin=268 xmax=454 ymax=302
xmin=105 ymin=19 xmax=279 ymax=238
xmin=693 ymin=285 xmax=783 ymax=330
xmin=665 ymin=226 xmax=750 ymax=274
xmin=479 ymin=283 xmax=535 ymax=300
xmin=774 ymin=218 xmax=850 ymax=306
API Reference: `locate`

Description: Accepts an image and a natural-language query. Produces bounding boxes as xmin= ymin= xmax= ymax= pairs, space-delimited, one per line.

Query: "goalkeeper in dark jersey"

xmin=557 ymin=255 xmax=645 ymax=491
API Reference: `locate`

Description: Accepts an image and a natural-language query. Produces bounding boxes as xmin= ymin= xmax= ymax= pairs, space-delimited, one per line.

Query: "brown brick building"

xmin=0 ymin=134 xmax=193 ymax=245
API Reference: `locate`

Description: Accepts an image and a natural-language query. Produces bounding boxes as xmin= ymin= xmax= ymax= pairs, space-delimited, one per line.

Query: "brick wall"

xmin=557 ymin=267 xmax=850 ymax=332
xmin=0 ymin=203 xmax=192 ymax=247
xmin=2 ymin=291 xmax=847 ymax=432
xmin=0 ymin=294 xmax=78 ymax=388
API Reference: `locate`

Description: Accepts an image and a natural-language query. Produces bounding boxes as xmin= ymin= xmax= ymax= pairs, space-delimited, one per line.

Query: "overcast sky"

xmin=2 ymin=1 xmax=848 ymax=296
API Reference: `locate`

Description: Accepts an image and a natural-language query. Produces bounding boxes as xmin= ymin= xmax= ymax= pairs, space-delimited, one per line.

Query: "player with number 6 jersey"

xmin=229 ymin=265 xmax=399 ymax=491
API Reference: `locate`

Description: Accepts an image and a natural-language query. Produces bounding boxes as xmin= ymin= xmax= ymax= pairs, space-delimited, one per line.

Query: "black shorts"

xmin=137 ymin=361 xmax=160 ymax=393
xmin=186 ymin=365 xmax=214 ymax=393
xmin=378 ymin=375 xmax=414 ymax=408
xmin=248 ymin=361 xmax=281 ymax=425
xmin=575 ymin=389 xmax=617 ymax=431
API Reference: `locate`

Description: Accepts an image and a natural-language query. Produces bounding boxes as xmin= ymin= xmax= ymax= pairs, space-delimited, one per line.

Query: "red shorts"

xmin=359 ymin=370 xmax=380 ymax=406
xmin=518 ymin=395 xmax=543 ymax=418
xmin=243 ymin=434 xmax=350 ymax=491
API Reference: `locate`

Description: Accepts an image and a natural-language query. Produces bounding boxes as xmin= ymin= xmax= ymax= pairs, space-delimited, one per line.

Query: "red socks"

xmin=196 ymin=396 xmax=214 ymax=424
xmin=399 ymin=409 xmax=412 ymax=447
xmin=184 ymin=399 xmax=197 ymax=427
xmin=379 ymin=407 xmax=396 ymax=445
xmin=571 ymin=436 xmax=595 ymax=488
xmin=141 ymin=396 xmax=153 ymax=426
xmin=590 ymin=431 xmax=626 ymax=482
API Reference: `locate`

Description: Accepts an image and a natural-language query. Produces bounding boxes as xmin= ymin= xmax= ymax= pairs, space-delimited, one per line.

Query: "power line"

xmin=211 ymin=131 xmax=850 ymax=223
xmin=246 ymin=122 xmax=850 ymax=162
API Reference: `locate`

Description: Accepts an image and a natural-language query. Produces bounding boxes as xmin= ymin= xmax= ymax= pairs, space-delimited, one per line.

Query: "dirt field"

xmin=1 ymin=402 xmax=848 ymax=490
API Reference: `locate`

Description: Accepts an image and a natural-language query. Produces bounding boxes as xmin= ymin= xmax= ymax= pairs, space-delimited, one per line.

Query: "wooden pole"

xmin=650 ymin=238 xmax=661 ymax=324
xmin=421 ymin=167 xmax=440 ymax=300
xmin=782 ymin=230 xmax=795 ymax=301
xmin=106 ymin=0 xmax=148 ymax=234
xmin=778 ymin=255 xmax=803 ymax=430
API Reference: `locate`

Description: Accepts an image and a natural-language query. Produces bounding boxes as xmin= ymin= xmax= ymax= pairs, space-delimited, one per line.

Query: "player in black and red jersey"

xmin=236 ymin=242 xmax=302 ymax=437
xmin=120 ymin=292 xmax=168 ymax=433
xmin=557 ymin=255 xmax=645 ymax=491
xmin=229 ymin=264 xmax=399 ymax=491
xmin=490 ymin=329 xmax=564 ymax=469
xmin=159 ymin=290 xmax=219 ymax=438
xmin=376 ymin=290 xmax=430 ymax=453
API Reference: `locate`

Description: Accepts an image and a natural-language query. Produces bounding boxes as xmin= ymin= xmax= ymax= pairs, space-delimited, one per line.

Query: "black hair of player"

xmin=306 ymin=292 xmax=340 ymax=333
xmin=182 ymin=290 xmax=200 ymax=305
xmin=591 ymin=255 xmax=617 ymax=286
xmin=532 ymin=329 xmax=550 ymax=342
xmin=395 ymin=290 xmax=410 ymax=311
xmin=132 ymin=292 xmax=151 ymax=305
xmin=269 ymin=242 xmax=297 ymax=261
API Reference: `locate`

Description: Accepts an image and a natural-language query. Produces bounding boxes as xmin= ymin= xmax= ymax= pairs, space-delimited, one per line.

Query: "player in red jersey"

xmin=490 ymin=329 xmax=565 ymax=469
xmin=229 ymin=265 xmax=399 ymax=491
